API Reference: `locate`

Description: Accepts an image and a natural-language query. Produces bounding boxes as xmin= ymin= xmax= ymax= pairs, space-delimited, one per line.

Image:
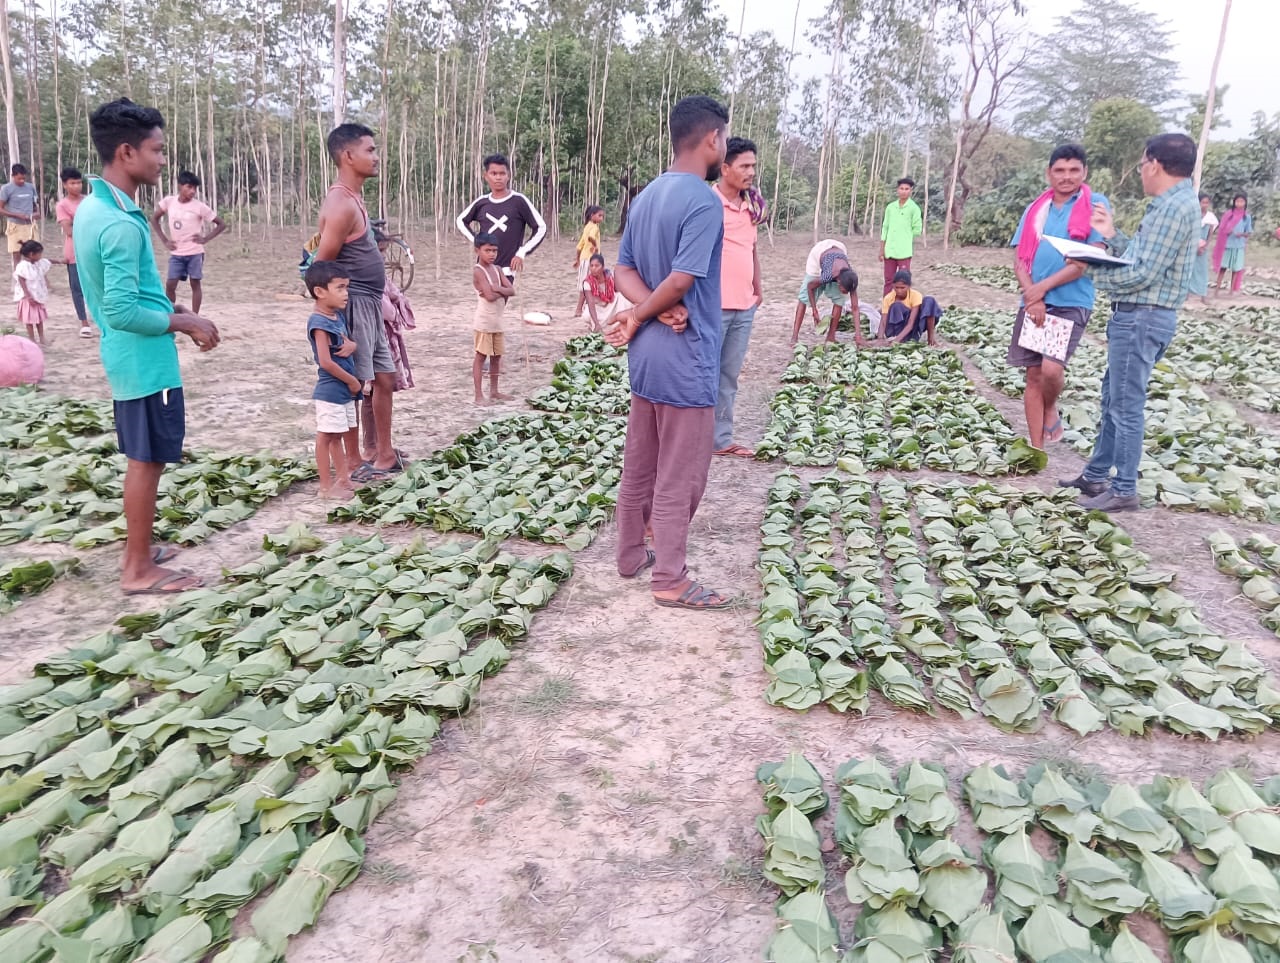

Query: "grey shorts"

xmin=349 ymin=294 xmax=395 ymax=380
xmin=167 ymin=253 xmax=204 ymax=281
xmin=1007 ymin=305 xmax=1090 ymax=367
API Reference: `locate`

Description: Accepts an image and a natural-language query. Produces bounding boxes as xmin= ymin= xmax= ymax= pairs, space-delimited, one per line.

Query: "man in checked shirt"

xmin=1058 ymin=133 xmax=1200 ymax=514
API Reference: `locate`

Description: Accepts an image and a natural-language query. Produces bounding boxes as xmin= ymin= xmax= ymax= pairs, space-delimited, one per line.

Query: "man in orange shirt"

xmin=712 ymin=136 xmax=763 ymax=458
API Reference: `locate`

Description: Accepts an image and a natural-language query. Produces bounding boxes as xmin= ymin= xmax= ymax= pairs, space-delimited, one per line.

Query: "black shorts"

xmin=114 ymin=388 xmax=186 ymax=463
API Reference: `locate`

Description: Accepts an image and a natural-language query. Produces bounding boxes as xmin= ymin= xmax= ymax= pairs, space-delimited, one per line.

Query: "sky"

xmin=715 ymin=0 xmax=1270 ymax=139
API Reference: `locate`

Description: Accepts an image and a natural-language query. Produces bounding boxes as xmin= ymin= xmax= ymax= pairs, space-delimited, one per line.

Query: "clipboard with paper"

xmin=1017 ymin=311 xmax=1076 ymax=363
xmin=1043 ymin=234 xmax=1132 ymax=266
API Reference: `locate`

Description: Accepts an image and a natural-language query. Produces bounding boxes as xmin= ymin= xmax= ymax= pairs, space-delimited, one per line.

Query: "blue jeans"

xmin=1082 ymin=306 xmax=1178 ymax=496
xmin=714 ymin=306 xmax=758 ymax=449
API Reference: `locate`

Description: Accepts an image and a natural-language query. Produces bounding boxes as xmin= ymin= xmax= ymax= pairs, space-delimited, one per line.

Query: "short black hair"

xmin=19 ymin=240 xmax=43 ymax=257
xmin=589 ymin=253 xmax=605 ymax=266
xmin=11 ymin=163 xmax=27 ymax=177
xmin=669 ymin=96 xmax=728 ymax=153
xmin=60 ymin=167 xmax=82 ymax=183
xmin=1144 ymin=133 xmax=1196 ymax=178
xmin=725 ymin=137 xmax=757 ymax=165
xmin=892 ymin=269 xmax=912 ymax=286
xmin=896 ymin=177 xmax=915 ymax=188
xmin=584 ymin=204 xmax=603 ymax=223
xmin=177 ymin=170 xmax=200 ymax=188
xmin=837 ymin=267 xmax=858 ymax=295
xmin=304 ymin=259 xmax=348 ymax=298
xmin=1199 ymin=192 xmax=1211 ymax=201
xmin=327 ymin=123 xmax=375 ymax=165
xmin=474 ymin=232 xmax=499 ymax=249
xmin=1049 ymin=143 xmax=1088 ymax=166
xmin=483 ymin=153 xmax=509 ymax=172
xmin=89 ymin=98 xmax=165 ymax=166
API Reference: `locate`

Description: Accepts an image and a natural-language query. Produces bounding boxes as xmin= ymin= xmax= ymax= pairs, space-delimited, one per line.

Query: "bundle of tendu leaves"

xmin=755 ymin=342 xmax=1045 ymax=474
xmin=757 ymin=470 xmax=1277 ymax=737
xmin=0 ymin=524 xmax=572 ymax=961
xmin=527 ymin=333 xmax=630 ymax=415
xmin=331 ymin=413 xmax=623 ymax=550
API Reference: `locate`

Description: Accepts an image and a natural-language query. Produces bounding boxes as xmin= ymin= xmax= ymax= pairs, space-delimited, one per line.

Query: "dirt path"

xmin=5 ymin=229 xmax=1279 ymax=963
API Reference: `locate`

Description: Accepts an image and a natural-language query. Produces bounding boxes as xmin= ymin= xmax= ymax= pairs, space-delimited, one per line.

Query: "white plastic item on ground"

xmin=523 ymin=311 xmax=552 ymax=326
xmin=0 ymin=334 xmax=44 ymax=386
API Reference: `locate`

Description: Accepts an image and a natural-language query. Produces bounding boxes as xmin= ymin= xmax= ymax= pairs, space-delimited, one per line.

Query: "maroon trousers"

xmin=883 ymin=256 xmax=912 ymax=295
xmin=615 ymin=394 xmax=715 ymax=592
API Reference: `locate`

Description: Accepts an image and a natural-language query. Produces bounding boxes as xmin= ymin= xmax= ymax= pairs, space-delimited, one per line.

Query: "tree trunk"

xmin=1193 ymin=0 xmax=1231 ymax=191
xmin=333 ymin=0 xmax=347 ymax=127
xmin=769 ymin=0 xmax=802 ymax=247
xmin=0 ymin=4 xmax=19 ymax=165
xmin=52 ymin=0 xmax=63 ymax=180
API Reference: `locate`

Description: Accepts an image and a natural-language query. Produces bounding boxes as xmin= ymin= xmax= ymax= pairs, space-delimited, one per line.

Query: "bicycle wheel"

xmin=383 ymin=238 xmax=415 ymax=292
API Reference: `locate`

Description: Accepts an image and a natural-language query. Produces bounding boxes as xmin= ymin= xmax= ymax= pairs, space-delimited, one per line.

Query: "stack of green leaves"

xmin=932 ymin=263 xmax=1022 ymax=294
xmin=758 ymin=753 xmax=840 ymax=963
xmin=1165 ymin=308 xmax=1280 ymax=413
xmin=0 ymin=387 xmax=314 ymax=548
xmin=0 ymin=526 xmax=572 ymax=959
xmin=1243 ymin=280 xmax=1280 ymax=299
xmin=756 ymin=756 xmax=1277 ymax=962
xmin=1207 ymin=529 xmax=1280 ymax=645
xmin=754 ymin=343 xmax=1045 ymax=473
xmin=527 ymin=334 xmax=630 ymax=414
xmin=0 ymin=556 xmax=80 ymax=615
xmin=332 ymin=413 xmax=624 ymax=549
xmin=949 ymin=307 xmax=1280 ymax=521
xmin=758 ymin=472 xmax=1274 ymax=735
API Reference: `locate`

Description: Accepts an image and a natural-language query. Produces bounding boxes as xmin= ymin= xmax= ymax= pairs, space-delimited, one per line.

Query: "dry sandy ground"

xmin=3 ymin=226 xmax=1280 ymax=963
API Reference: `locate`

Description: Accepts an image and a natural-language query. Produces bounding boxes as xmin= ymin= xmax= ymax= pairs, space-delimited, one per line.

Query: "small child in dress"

xmin=13 ymin=240 xmax=56 ymax=344
xmin=473 ymin=231 xmax=515 ymax=406
xmin=304 ymin=260 xmax=362 ymax=498
xmin=573 ymin=205 xmax=604 ymax=317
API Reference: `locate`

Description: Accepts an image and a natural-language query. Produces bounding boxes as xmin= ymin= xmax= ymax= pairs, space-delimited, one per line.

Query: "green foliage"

xmin=1085 ymin=98 xmax=1162 ymax=199
xmin=1015 ymin=0 xmax=1181 ymax=142
xmin=952 ymin=168 xmax=1042 ymax=247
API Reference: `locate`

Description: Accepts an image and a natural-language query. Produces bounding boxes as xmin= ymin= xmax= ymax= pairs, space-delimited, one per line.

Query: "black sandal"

xmin=654 ymin=581 xmax=732 ymax=610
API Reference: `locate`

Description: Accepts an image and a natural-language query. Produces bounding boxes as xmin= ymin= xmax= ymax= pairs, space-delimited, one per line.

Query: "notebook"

xmin=1017 ymin=312 xmax=1075 ymax=363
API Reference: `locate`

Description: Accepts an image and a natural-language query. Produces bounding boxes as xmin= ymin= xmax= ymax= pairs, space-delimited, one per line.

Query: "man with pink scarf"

xmin=1006 ymin=144 xmax=1110 ymax=450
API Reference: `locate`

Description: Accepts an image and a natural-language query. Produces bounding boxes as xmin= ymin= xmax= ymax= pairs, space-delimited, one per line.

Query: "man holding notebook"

xmin=1007 ymin=144 xmax=1109 ymax=450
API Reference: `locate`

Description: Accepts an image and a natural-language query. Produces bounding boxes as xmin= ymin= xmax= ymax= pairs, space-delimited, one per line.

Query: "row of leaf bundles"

xmin=0 ymin=557 xmax=80 ymax=615
xmin=0 ymin=387 xmax=115 ymax=450
xmin=758 ymin=473 xmax=879 ymax=713
xmin=758 ymin=753 xmax=1280 ymax=963
xmin=0 ymin=446 xmax=315 ymax=548
xmin=758 ymin=344 xmax=1047 ymax=475
xmin=330 ymin=413 xmax=623 ymax=549
xmin=526 ymin=333 xmax=630 ymax=415
xmin=920 ymin=482 xmax=1276 ymax=738
xmin=0 ymin=533 xmax=572 ymax=961
xmin=1164 ymin=309 xmax=1280 ymax=414
xmin=1208 ymin=529 xmax=1280 ymax=636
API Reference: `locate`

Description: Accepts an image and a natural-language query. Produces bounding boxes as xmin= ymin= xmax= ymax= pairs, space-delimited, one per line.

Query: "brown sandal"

xmin=654 ymin=581 xmax=732 ymax=610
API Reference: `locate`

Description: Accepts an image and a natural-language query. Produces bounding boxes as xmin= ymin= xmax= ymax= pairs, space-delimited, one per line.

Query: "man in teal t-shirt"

xmin=74 ymin=98 xmax=220 ymax=596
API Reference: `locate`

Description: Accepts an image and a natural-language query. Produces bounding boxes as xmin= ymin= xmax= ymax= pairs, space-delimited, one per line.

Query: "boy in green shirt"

xmin=879 ymin=176 xmax=923 ymax=295
xmin=74 ymin=98 xmax=220 ymax=595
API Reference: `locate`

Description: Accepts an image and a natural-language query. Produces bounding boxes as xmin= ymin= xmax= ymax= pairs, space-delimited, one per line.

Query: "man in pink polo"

xmin=712 ymin=136 xmax=763 ymax=458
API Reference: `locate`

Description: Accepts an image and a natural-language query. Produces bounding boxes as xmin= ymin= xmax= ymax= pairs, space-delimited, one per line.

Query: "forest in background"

xmin=0 ymin=0 xmax=1277 ymax=249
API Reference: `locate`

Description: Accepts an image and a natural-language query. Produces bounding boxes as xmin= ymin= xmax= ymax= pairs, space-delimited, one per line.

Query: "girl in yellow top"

xmin=881 ymin=269 xmax=943 ymax=346
xmin=573 ymin=205 xmax=605 ymax=317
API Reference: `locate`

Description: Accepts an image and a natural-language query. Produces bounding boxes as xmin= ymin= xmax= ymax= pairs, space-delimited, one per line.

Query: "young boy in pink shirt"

xmin=150 ymin=170 xmax=226 ymax=313
xmin=55 ymin=166 xmax=93 ymax=338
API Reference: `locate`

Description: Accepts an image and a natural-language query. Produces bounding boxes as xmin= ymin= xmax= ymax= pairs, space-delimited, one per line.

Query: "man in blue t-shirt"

xmin=605 ymin=95 xmax=730 ymax=611
xmin=1006 ymin=143 xmax=1110 ymax=450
